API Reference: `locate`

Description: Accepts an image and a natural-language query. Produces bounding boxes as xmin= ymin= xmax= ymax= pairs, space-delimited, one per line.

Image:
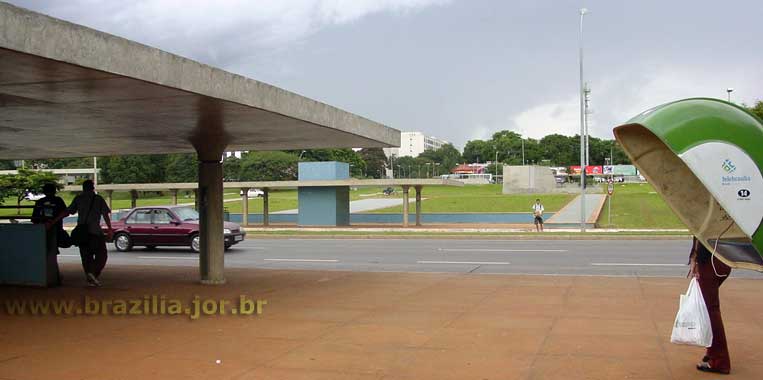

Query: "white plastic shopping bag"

xmin=670 ymin=277 xmax=713 ymax=347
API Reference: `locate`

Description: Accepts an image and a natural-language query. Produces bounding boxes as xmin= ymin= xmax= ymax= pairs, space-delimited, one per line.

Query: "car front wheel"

xmin=190 ymin=234 xmax=200 ymax=253
xmin=114 ymin=233 xmax=133 ymax=252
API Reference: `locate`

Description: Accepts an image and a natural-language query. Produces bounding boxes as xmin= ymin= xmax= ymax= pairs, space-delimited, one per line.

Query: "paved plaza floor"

xmin=1 ymin=264 xmax=762 ymax=379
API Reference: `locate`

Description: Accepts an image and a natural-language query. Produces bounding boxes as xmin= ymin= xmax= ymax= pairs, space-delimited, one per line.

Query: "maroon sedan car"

xmin=106 ymin=206 xmax=246 ymax=252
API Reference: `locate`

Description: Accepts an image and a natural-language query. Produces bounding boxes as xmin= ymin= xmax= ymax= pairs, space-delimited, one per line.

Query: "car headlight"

xmin=223 ymin=228 xmax=231 ymax=234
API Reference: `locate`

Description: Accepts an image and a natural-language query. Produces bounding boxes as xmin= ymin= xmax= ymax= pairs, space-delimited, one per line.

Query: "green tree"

xmin=393 ymin=156 xmax=419 ymax=178
xmin=745 ymin=100 xmax=763 ymax=121
xmin=359 ymin=148 xmax=388 ymax=178
xmin=0 ymin=168 xmax=60 ymax=210
xmin=0 ymin=160 xmax=16 ymax=170
xmin=297 ymin=148 xmax=366 ymax=177
xmin=99 ymin=155 xmax=168 ymax=184
xmin=538 ymin=134 xmax=577 ymax=166
xmin=462 ymin=140 xmax=492 ymax=163
xmin=29 ymin=157 xmax=92 ymax=169
xmin=165 ymin=153 xmax=198 ymax=183
xmin=417 ymin=143 xmax=462 ymax=175
xmin=223 ymin=156 xmax=242 ymax=181
xmin=239 ymin=151 xmax=298 ymax=181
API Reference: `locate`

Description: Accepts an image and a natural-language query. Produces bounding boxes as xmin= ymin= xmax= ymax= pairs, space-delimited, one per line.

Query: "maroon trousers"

xmin=697 ymin=257 xmax=731 ymax=372
xmin=79 ymin=234 xmax=108 ymax=278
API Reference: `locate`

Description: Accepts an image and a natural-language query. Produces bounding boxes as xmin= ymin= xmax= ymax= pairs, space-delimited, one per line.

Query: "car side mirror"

xmin=172 ymin=220 xmax=182 ymax=225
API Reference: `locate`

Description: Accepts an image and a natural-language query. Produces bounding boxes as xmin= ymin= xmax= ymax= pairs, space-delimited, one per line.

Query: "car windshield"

xmin=173 ymin=207 xmax=199 ymax=221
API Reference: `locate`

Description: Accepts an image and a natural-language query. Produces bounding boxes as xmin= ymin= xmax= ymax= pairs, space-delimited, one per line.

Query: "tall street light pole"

xmin=579 ymin=7 xmax=589 ymax=232
xmin=584 ymin=84 xmax=591 ymax=166
xmin=727 ymin=88 xmax=734 ymax=102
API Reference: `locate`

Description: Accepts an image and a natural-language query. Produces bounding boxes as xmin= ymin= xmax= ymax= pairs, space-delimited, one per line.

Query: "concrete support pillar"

xmin=240 ymin=188 xmax=249 ymax=227
xmin=263 ymin=188 xmax=270 ymax=226
xmin=130 ymin=190 xmax=137 ymax=209
xmin=191 ymin=97 xmax=227 ymax=285
xmin=104 ymin=190 xmax=113 ymax=211
xmin=198 ymin=160 xmax=225 ymax=285
xmin=415 ymin=185 xmax=422 ymax=226
xmin=402 ymin=185 xmax=410 ymax=227
xmin=169 ymin=189 xmax=178 ymax=205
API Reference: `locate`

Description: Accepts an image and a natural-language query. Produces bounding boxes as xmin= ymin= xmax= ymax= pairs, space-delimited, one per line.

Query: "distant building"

xmin=384 ymin=132 xmax=450 ymax=158
xmin=451 ymin=163 xmax=488 ymax=174
xmin=224 ymin=151 xmax=246 ymax=159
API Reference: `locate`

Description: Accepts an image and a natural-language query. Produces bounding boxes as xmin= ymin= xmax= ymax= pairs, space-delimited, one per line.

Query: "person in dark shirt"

xmin=47 ymin=180 xmax=113 ymax=287
xmin=31 ymin=183 xmax=67 ymax=285
xmin=688 ymin=236 xmax=732 ymax=374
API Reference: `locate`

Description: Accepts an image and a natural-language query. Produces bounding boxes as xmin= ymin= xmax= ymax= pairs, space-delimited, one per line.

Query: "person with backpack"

xmin=47 ymin=180 xmax=113 ymax=287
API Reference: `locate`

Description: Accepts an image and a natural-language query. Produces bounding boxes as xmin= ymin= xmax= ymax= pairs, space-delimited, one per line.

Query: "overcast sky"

xmin=9 ymin=0 xmax=763 ymax=148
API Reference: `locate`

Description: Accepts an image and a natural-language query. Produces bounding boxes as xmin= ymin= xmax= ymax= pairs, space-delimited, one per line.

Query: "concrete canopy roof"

xmin=0 ymin=3 xmax=399 ymax=160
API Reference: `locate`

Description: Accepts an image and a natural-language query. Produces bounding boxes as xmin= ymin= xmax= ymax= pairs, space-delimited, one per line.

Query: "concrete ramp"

xmin=545 ymin=193 xmax=606 ymax=228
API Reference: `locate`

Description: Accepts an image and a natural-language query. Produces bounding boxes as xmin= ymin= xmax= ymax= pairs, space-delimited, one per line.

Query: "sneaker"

xmin=86 ymin=273 xmax=101 ymax=287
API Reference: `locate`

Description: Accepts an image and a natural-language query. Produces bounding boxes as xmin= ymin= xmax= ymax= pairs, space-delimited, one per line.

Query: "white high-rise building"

xmin=384 ymin=132 xmax=450 ymax=158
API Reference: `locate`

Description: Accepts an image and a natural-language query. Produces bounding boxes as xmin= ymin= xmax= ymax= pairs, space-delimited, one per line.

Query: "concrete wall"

xmin=297 ymin=162 xmax=351 ymax=226
xmin=0 ymin=224 xmax=50 ymax=286
xmin=502 ymin=165 xmax=557 ymax=194
xmin=298 ymin=161 xmax=350 ymax=181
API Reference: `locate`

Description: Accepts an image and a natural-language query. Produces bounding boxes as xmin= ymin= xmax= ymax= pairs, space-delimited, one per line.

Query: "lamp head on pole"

xmin=726 ymin=88 xmax=734 ymax=94
xmin=580 ymin=8 xmax=588 ymax=16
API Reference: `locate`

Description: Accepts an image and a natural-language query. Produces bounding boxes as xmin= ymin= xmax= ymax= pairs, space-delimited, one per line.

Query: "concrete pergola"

xmin=0 ymin=3 xmax=399 ymax=284
xmin=64 ymin=178 xmax=463 ymax=227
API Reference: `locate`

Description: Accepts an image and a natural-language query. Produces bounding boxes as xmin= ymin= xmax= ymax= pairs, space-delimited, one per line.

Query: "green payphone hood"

xmin=614 ymin=98 xmax=763 ymax=272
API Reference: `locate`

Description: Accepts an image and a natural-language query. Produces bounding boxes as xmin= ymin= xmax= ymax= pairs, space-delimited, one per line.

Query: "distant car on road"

xmin=239 ymin=188 xmax=264 ymax=198
xmin=105 ymin=206 xmax=245 ymax=252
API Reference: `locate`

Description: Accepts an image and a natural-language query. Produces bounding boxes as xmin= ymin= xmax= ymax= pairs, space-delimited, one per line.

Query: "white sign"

xmin=679 ymin=141 xmax=763 ymax=237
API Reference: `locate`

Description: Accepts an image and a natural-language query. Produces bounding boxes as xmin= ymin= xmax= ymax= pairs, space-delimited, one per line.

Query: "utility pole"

xmin=93 ymin=157 xmax=98 ymax=187
xmin=584 ymin=84 xmax=591 ymax=166
xmin=578 ymin=8 xmax=589 ymax=232
xmin=521 ymin=139 xmax=525 ymax=165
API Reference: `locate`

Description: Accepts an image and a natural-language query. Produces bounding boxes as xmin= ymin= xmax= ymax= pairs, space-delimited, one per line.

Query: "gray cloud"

xmin=7 ymin=0 xmax=762 ymax=148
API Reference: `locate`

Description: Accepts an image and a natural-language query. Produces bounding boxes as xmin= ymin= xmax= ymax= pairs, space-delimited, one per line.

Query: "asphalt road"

xmin=57 ymin=238 xmax=763 ymax=279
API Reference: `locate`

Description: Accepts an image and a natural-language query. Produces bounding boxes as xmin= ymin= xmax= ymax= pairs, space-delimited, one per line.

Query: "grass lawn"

xmin=596 ymin=183 xmax=686 ymax=229
xmin=224 ymin=190 xmax=299 ymax=213
xmin=2 ymin=186 xmax=576 ymax=216
xmin=0 ymin=190 xmax=243 ymax=217
xmin=366 ymin=184 xmax=575 ymax=213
